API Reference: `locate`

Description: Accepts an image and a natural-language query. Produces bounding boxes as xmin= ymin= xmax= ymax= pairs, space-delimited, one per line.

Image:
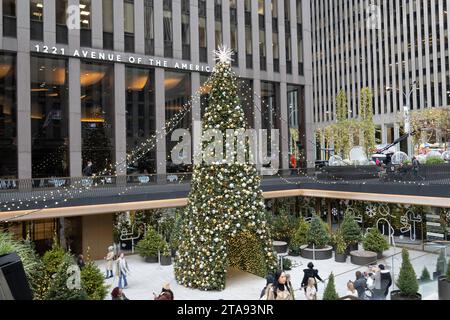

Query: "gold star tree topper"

xmin=213 ymin=45 xmax=235 ymax=64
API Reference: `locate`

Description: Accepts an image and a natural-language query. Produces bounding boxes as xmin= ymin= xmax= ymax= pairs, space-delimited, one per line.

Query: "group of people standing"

xmin=104 ymin=247 xmax=130 ymax=289
xmin=353 ymin=264 xmax=393 ymax=300
xmin=260 ymin=262 xmax=324 ymax=300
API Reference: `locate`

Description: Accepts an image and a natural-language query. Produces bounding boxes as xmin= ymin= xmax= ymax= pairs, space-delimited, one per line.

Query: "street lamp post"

xmin=386 ymin=81 xmax=418 ymax=157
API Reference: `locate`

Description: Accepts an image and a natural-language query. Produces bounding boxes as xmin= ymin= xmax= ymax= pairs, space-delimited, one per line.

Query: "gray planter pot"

xmin=300 ymin=245 xmax=333 ymax=260
xmin=350 ymin=250 xmax=377 ymax=266
xmin=438 ymin=276 xmax=450 ymax=300
xmin=335 ymin=253 xmax=347 ymax=263
xmin=160 ymin=256 xmax=172 ymax=266
xmin=390 ymin=290 xmax=422 ymax=300
xmin=145 ymin=256 xmax=158 ymax=263
xmin=273 ymin=241 xmax=288 ymax=254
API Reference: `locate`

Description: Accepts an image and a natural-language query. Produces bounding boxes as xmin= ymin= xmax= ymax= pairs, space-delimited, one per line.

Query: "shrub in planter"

xmin=81 ymin=260 xmax=109 ymax=300
xmin=391 ymin=248 xmax=421 ymax=300
xmin=362 ymin=228 xmax=389 ymax=258
xmin=341 ymin=214 xmax=362 ymax=249
xmin=160 ymin=241 xmax=172 ymax=266
xmin=435 ymin=249 xmax=446 ymax=279
xmin=306 ymin=214 xmax=330 ymax=249
xmin=420 ymin=267 xmax=431 ymax=282
xmin=334 ymin=231 xmax=347 ymax=263
xmin=323 ymin=273 xmax=339 ymax=300
xmin=169 ymin=214 xmax=183 ymax=255
xmin=281 ymin=257 xmax=292 ymax=271
xmin=426 ymin=156 xmax=445 ymax=165
xmin=289 ymin=218 xmax=309 ymax=255
xmin=135 ymin=227 xmax=162 ymax=262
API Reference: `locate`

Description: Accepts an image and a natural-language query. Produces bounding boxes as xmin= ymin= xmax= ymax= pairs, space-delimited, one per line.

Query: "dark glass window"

xmin=165 ymin=71 xmax=191 ymax=173
xmin=31 ymin=56 xmax=69 ymax=178
xmin=103 ymin=0 xmax=114 ymax=50
xmin=81 ymin=62 xmax=115 ymax=175
xmin=163 ymin=0 xmax=173 ymax=57
xmin=199 ymin=14 xmax=207 ymax=62
xmin=261 ymin=81 xmax=279 ymax=164
xmin=3 ymin=0 xmax=17 ymax=38
xmin=30 ymin=0 xmax=44 ymax=41
xmin=80 ymin=0 xmax=92 ymax=47
xmin=144 ymin=0 xmax=154 ymax=55
xmin=215 ymin=0 xmax=222 ymax=46
xmin=124 ymin=0 xmax=135 ymax=53
xmin=56 ymin=0 xmax=68 ymax=44
xmin=126 ymin=67 xmax=156 ymax=175
xmin=181 ymin=0 xmax=190 ymax=60
xmin=287 ymin=85 xmax=306 ymax=168
xmin=0 ymin=53 xmax=17 ymax=179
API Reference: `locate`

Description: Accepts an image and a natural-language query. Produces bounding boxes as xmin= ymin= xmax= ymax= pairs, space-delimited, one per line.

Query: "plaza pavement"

xmin=96 ymin=246 xmax=441 ymax=300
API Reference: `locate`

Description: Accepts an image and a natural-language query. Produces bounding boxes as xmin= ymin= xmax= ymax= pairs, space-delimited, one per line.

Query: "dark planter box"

xmin=160 ymin=256 xmax=172 ymax=266
xmin=145 ymin=256 xmax=158 ymax=263
xmin=273 ymin=241 xmax=288 ymax=254
xmin=350 ymin=251 xmax=377 ymax=266
xmin=438 ymin=276 xmax=450 ymax=300
xmin=377 ymin=252 xmax=383 ymax=260
xmin=345 ymin=243 xmax=359 ymax=255
xmin=289 ymin=249 xmax=301 ymax=257
xmin=335 ymin=253 xmax=347 ymax=263
xmin=300 ymin=245 xmax=333 ymax=260
xmin=433 ymin=271 xmax=442 ymax=281
xmin=390 ymin=290 xmax=422 ymax=300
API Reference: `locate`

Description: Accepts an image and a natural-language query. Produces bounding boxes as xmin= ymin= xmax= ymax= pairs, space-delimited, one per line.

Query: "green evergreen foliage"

xmin=360 ymin=88 xmax=375 ymax=154
xmin=81 ymin=261 xmax=108 ymax=300
xmin=42 ymin=241 xmax=67 ymax=275
xmin=396 ymin=248 xmax=419 ymax=297
xmin=306 ymin=214 xmax=331 ymax=248
xmin=170 ymin=213 xmax=183 ymax=251
xmin=289 ymin=218 xmax=310 ymax=252
xmin=341 ymin=214 xmax=362 ymax=245
xmin=334 ymin=231 xmax=347 ymax=255
xmin=160 ymin=240 xmax=171 ymax=257
xmin=437 ymin=249 xmax=446 ymax=275
xmin=45 ymin=257 xmax=88 ymax=300
xmin=281 ymin=258 xmax=292 ymax=271
xmin=447 ymin=259 xmax=450 ymax=282
xmin=323 ymin=273 xmax=339 ymax=300
xmin=426 ymin=156 xmax=445 ymax=165
xmin=174 ymin=57 xmax=277 ymax=291
xmin=135 ymin=227 xmax=163 ymax=258
xmin=420 ymin=267 xmax=431 ymax=282
xmin=362 ymin=228 xmax=390 ymax=253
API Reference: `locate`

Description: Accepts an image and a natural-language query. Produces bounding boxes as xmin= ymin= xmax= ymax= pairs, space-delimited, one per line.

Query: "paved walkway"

xmin=96 ymin=246 xmax=441 ymax=300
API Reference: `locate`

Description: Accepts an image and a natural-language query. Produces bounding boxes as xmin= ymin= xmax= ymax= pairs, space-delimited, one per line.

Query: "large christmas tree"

xmin=174 ymin=47 xmax=277 ymax=291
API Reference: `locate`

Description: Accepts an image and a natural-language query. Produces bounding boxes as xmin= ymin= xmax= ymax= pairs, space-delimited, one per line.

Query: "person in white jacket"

xmin=104 ymin=246 xmax=115 ymax=279
xmin=117 ymin=253 xmax=130 ymax=289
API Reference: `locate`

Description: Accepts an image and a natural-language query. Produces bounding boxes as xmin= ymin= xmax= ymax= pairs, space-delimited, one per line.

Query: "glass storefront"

xmin=126 ymin=66 xmax=156 ymax=175
xmin=165 ymin=71 xmax=191 ymax=173
xmin=81 ymin=62 xmax=115 ymax=176
xmin=0 ymin=53 xmax=16 ymax=179
xmin=31 ymin=56 xmax=69 ymax=178
xmin=261 ymin=81 xmax=279 ymax=165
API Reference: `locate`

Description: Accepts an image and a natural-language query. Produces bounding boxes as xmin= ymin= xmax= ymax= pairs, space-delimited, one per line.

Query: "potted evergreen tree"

xmin=323 ymin=273 xmax=339 ymax=300
xmin=301 ymin=214 xmax=332 ymax=260
xmin=289 ymin=218 xmax=309 ymax=256
xmin=160 ymin=241 xmax=172 ymax=266
xmin=434 ymin=249 xmax=446 ymax=280
xmin=341 ymin=214 xmax=362 ymax=254
xmin=362 ymin=228 xmax=390 ymax=259
xmin=419 ymin=267 xmax=432 ymax=284
xmin=135 ymin=227 xmax=162 ymax=263
xmin=334 ymin=231 xmax=347 ymax=263
xmin=391 ymin=248 xmax=422 ymax=300
xmin=438 ymin=259 xmax=450 ymax=300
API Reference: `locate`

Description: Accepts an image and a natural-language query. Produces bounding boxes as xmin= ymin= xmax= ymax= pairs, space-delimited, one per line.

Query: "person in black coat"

xmin=301 ymin=262 xmax=324 ymax=291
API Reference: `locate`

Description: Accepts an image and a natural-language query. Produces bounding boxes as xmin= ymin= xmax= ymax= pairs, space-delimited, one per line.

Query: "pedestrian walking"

xmin=116 ymin=253 xmax=130 ymax=289
xmin=105 ymin=246 xmax=115 ymax=279
xmin=154 ymin=283 xmax=174 ymax=300
xmin=262 ymin=271 xmax=294 ymax=300
xmin=83 ymin=160 xmax=93 ymax=177
xmin=353 ymin=271 xmax=367 ymax=299
xmin=301 ymin=262 xmax=324 ymax=291
xmin=260 ymin=274 xmax=275 ymax=300
xmin=111 ymin=287 xmax=129 ymax=300
xmin=372 ymin=264 xmax=392 ymax=300
xmin=305 ymin=278 xmax=317 ymax=300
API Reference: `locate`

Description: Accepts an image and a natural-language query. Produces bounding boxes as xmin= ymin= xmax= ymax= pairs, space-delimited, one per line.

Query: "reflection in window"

xmin=56 ymin=0 xmax=68 ymax=44
xmin=181 ymin=0 xmax=190 ymax=60
xmin=103 ymin=0 xmax=114 ymax=50
xmin=3 ymin=0 xmax=17 ymax=38
xmin=287 ymin=85 xmax=306 ymax=168
xmin=144 ymin=0 xmax=154 ymax=55
xmin=126 ymin=67 xmax=156 ymax=175
xmin=31 ymin=56 xmax=69 ymax=178
xmin=30 ymin=0 xmax=44 ymax=41
xmin=165 ymin=71 xmax=191 ymax=173
xmin=81 ymin=62 xmax=115 ymax=175
xmin=0 ymin=53 xmax=17 ymax=179
xmin=124 ymin=0 xmax=135 ymax=52
xmin=163 ymin=0 xmax=173 ymax=58
xmin=80 ymin=0 xmax=92 ymax=47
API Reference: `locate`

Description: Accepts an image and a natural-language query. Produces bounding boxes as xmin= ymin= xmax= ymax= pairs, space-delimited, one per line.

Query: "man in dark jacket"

xmin=301 ymin=262 xmax=324 ymax=291
xmin=354 ymin=271 xmax=367 ymax=299
xmin=83 ymin=161 xmax=93 ymax=176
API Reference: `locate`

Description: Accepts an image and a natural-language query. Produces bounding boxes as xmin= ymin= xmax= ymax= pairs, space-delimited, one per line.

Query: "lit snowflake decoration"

xmin=213 ymin=45 xmax=234 ymax=64
xmin=331 ymin=208 xmax=338 ymax=216
xmin=365 ymin=205 xmax=377 ymax=218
